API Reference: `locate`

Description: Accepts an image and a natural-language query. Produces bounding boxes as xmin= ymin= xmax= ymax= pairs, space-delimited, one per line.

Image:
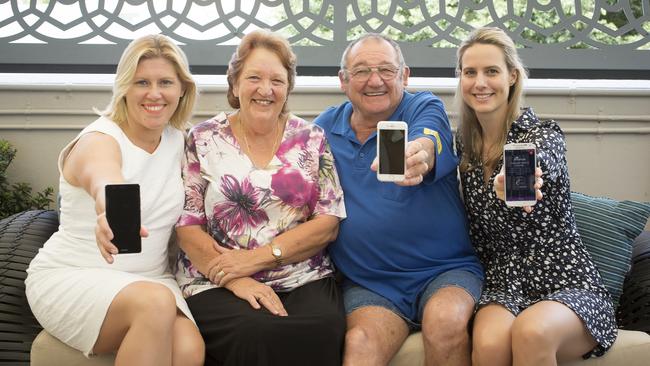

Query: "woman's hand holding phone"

xmin=95 ymin=212 xmax=149 ymax=264
xmin=494 ymin=166 xmax=544 ymax=213
xmin=95 ymin=184 xmax=149 ymax=264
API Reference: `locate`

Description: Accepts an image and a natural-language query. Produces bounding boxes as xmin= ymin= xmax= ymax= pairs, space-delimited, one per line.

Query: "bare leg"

xmin=343 ymin=306 xmax=409 ymax=366
xmin=512 ymin=301 xmax=597 ymax=366
xmin=471 ymin=304 xmax=515 ymax=366
xmin=172 ymin=312 xmax=205 ymax=366
xmin=92 ymin=282 xmax=189 ymax=366
xmin=421 ymin=287 xmax=475 ymax=366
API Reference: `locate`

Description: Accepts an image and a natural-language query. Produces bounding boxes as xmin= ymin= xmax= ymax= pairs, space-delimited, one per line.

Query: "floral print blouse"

xmin=176 ymin=112 xmax=346 ymax=298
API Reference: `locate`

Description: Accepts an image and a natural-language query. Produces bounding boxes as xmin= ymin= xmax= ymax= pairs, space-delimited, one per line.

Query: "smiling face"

xmin=340 ymin=37 xmax=409 ymax=124
xmin=124 ymin=57 xmax=184 ymax=133
xmin=460 ymin=43 xmax=517 ymax=123
xmin=233 ymin=47 xmax=289 ymax=124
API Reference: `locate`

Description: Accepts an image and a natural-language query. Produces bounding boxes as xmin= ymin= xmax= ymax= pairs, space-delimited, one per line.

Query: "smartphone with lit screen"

xmin=105 ymin=183 xmax=141 ymax=253
xmin=503 ymin=143 xmax=537 ymax=207
xmin=377 ymin=121 xmax=408 ymax=182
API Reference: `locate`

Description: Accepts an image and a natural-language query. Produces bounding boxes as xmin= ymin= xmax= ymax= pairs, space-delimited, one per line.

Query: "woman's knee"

xmin=173 ymin=321 xmax=205 ymax=366
xmin=121 ymin=282 xmax=177 ymax=323
xmin=511 ymin=316 xmax=552 ymax=351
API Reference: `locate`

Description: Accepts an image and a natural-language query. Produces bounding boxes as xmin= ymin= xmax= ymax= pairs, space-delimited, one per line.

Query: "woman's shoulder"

xmin=67 ymin=116 xmax=123 ymax=152
xmin=188 ymin=112 xmax=229 ymax=136
xmin=286 ymin=114 xmax=325 ymax=134
xmin=515 ymin=107 xmax=563 ymax=140
xmin=81 ymin=115 xmax=122 ymax=136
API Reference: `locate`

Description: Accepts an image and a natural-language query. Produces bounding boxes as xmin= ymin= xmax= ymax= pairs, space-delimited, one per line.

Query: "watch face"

xmin=272 ymin=247 xmax=282 ymax=257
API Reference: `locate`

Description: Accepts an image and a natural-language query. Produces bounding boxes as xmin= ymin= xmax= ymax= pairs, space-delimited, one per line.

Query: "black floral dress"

xmin=457 ymin=108 xmax=617 ymax=357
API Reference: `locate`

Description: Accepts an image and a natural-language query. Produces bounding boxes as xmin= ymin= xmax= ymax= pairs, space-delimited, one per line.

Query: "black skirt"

xmin=187 ymin=277 xmax=345 ymax=366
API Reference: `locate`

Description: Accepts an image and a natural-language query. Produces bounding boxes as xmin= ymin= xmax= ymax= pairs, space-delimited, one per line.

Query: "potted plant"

xmin=0 ymin=139 xmax=53 ymax=220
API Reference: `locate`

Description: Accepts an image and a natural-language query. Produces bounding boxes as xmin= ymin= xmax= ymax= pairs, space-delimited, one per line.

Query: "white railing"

xmin=1 ymin=74 xmax=649 ymax=203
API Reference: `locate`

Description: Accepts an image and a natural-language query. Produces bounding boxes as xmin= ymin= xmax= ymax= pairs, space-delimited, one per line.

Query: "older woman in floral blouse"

xmin=174 ymin=29 xmax=347 ymax=366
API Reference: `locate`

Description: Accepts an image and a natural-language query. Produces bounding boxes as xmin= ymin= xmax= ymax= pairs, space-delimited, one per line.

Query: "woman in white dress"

xmin=25 ymin=34 xmax=204 ymax=366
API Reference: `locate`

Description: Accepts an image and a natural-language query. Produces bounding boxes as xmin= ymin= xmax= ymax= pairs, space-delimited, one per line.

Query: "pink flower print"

xmin=213 ymin=174 xmax=269 ymax=236
xmin=276 ymin=129 xmax=310 ymax=159
xmin=271 ymin=167 xmax=316 ymax=210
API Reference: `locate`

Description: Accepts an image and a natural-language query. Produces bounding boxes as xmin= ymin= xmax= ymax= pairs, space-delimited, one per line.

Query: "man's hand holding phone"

xmin=372 ymin=120 xmax=435 ymax=186
xmin=371 ymin=139 xmax=435 ymax=186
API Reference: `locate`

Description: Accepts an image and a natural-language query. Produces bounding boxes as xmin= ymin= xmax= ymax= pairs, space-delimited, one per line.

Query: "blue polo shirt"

xmin=314 ymin=91 xmax=483 ymax=320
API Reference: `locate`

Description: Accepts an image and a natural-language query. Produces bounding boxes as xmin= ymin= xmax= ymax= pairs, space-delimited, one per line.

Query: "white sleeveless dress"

xmin=25 ymin=116 xmax=193 ymax=356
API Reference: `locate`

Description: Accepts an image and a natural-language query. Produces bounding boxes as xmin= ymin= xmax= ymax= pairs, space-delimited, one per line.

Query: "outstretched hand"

xmin=371 ymin=138 xmax=435 ymax=186
xmin=95 ymin=212 xmax=148 ymax=264
xmin=494 ymin=167 xmax=544 ymax=213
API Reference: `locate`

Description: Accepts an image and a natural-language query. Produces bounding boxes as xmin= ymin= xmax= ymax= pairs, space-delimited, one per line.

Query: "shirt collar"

xmin=330 ymin=102 xmax=363 ymax=143
xmin=330 ymin=91 xmax=411 ymax=138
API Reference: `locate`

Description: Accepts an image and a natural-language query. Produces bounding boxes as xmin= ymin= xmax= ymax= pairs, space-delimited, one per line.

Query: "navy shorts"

xmin=342 ymin=268 xmax=483 ymax=330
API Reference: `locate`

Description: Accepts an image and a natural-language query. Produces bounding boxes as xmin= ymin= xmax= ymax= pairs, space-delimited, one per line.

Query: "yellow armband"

xmin=423 ymin=128 xmax=442 ymax=155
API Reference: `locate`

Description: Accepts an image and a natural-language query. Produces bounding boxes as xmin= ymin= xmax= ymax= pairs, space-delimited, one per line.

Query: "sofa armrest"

xmin=0 ymin=210 xmax=59 ymax=365
xmin=617 ymin=231 xmax=650 ymax=333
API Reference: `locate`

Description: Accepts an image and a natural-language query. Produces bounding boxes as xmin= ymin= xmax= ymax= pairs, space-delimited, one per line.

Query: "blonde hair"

xmin=100 ymin=34 xmax=197 ymax=130
xmin=226 ymin=29 xmax=297 ymax=115
xmin=455 ymin=27 xmax=528 ymax=173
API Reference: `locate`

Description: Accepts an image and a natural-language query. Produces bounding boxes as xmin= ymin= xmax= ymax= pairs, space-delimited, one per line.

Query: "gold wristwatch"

xmin=269 ymin=242 xmax=283 ymax=267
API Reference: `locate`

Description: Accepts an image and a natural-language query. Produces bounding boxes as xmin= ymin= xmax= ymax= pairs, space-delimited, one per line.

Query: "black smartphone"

xmin=503 ymin=143 xmax=537 ymax=207
xmin=105 ymin=183 xmax=141 ymax=253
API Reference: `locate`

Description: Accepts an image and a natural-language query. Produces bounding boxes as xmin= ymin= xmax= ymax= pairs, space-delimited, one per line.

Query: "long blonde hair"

xmin=100 ymin=34 xmax=197 ymax=130
xmin=455 ymin=27 xmax=527 ymax=173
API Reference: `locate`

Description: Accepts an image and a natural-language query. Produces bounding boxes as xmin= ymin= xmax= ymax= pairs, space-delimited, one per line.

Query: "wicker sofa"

xmin=1 ymin=209 xmax=649 ymax=366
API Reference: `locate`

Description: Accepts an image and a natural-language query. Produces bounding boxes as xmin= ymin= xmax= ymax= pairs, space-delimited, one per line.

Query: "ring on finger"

xmin=217 ymin=270 xmax=225 ymax=277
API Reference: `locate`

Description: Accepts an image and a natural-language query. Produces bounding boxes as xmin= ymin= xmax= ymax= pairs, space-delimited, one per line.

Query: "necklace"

xmin=238 ymin=114 xmax=283 ymax=167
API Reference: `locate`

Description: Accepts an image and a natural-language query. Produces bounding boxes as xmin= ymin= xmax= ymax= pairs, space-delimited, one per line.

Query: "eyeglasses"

xmin=345 ymin=64 xmax=401 ymax=81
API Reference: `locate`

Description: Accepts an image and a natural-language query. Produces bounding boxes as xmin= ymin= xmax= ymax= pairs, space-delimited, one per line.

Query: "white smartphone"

xmin=377 ymin=121 xmax=408 ymax=182
xmin=503 ymin=143 xmax=537 ymax=207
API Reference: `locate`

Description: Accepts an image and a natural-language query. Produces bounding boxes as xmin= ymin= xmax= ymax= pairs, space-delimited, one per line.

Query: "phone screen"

xmin=105 ymin=184 xmax=141 ymax=254
xmin=378 ymin=128 xmax=406 ymax=175
xmin=504 ymin=148 xmax=536 ymax=203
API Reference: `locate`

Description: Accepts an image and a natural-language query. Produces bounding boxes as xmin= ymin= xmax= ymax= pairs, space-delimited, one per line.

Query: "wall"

xmin=1 ymin=75 xmax=649 ymax=208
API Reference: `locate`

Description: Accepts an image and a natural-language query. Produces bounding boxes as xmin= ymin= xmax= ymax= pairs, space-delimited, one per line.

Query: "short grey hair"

xmin=339 ymin=33 xmax=406 ymax=80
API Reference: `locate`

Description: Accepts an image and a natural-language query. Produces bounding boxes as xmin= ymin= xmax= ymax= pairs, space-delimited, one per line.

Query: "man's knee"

xmin=422 ymin=290 xmax=474 ymax=344
xmin=345 ymin=325 xmax=375 ymax=353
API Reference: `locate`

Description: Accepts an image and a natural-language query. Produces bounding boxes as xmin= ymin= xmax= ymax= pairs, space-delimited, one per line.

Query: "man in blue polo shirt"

xmin=314 ymin=33 xmax=484 ymax=366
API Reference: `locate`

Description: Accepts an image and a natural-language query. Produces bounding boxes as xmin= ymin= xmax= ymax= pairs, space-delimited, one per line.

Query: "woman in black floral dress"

xmin=454 ymin=27 xmax=617 ymax=365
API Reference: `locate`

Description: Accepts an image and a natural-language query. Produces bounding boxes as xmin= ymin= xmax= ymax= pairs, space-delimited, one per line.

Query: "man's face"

xmin=339 ymin=38 xmax=409 ymax=123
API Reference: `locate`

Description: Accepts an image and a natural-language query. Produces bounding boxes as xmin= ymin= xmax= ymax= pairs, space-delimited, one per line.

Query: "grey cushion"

xmin=571 ymin=192 xmax=650 ymax=306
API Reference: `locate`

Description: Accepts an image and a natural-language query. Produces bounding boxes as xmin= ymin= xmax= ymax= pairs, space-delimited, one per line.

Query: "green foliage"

xmin=280 ymin=0 xmax=644 ymax=47
xmin=0 ymin=140 xmax=53 ymax=220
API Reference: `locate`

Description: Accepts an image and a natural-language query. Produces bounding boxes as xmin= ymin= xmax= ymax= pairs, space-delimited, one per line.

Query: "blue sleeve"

xmin=314 ymin=106 xmax=336 ymax=130
xmin=402 ymin=92 xmax=458 ymax=183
